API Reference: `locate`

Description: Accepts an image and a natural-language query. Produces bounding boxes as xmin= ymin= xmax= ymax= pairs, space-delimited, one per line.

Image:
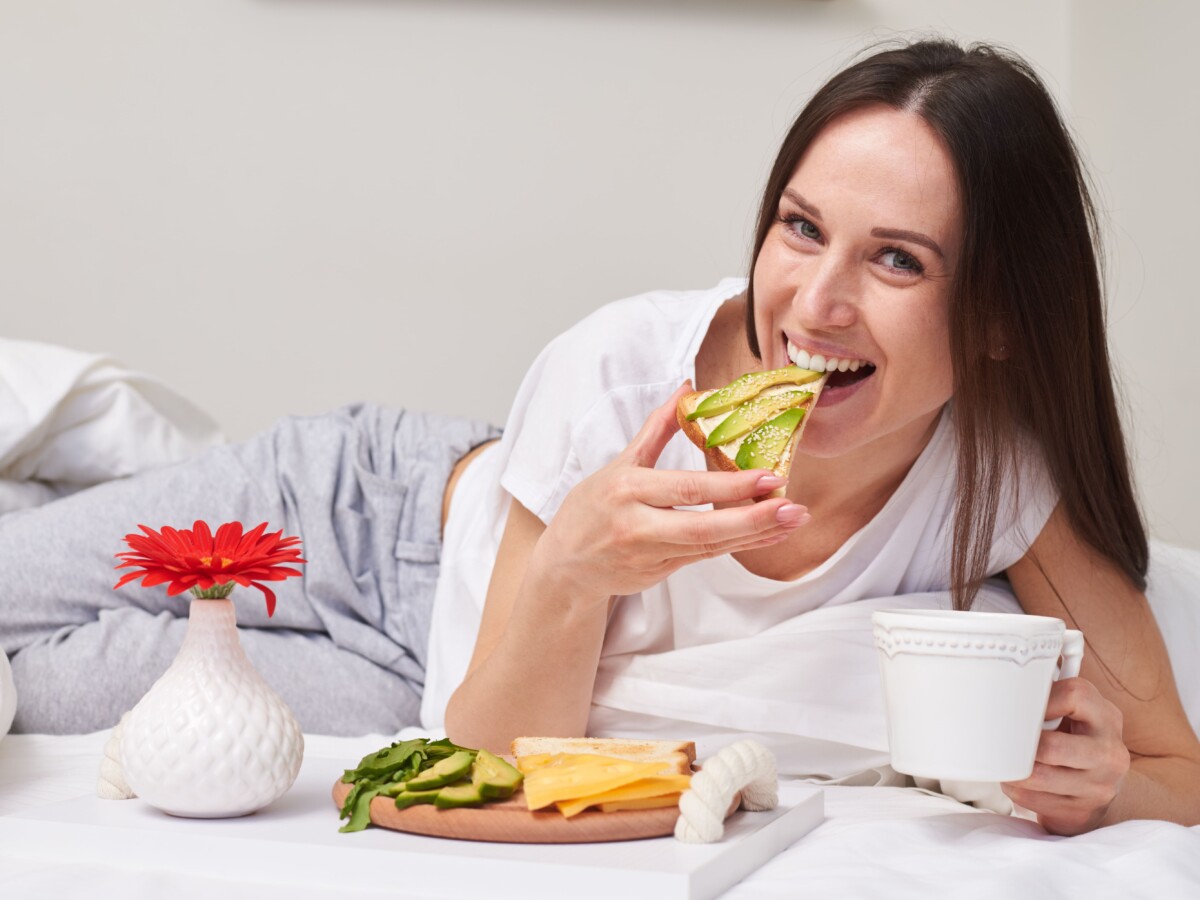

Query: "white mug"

xmin=872 ymin=609 xmax=1085 ymax=783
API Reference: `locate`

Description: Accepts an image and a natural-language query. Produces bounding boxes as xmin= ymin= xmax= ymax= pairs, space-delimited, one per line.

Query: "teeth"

xmin=787 ymin=340 xmax=870 ymax=373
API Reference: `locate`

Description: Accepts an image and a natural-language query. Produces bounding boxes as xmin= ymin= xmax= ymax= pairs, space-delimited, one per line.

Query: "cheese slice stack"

xmin=518 ymin=753 xmax=692 ymax=818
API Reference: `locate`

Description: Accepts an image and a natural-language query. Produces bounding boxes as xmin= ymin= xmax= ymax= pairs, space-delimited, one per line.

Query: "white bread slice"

xmin=677 ymin=374 xmax=827 ymax=499
xmin=510 ymin=736 xmax=696 ymax=775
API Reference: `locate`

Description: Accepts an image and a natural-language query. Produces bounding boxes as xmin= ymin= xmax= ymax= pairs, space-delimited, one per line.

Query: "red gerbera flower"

xmin=114 ymin=520 xmax=306 ymax=617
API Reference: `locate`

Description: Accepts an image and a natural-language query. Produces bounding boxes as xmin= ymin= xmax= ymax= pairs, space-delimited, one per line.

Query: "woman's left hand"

xmin=1000 ymin=676 xmax=1131 ymax=835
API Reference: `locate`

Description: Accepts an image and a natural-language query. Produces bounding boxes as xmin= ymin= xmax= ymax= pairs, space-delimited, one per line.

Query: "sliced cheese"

xmin=554 ymin=775 xmax=691 ymax=818
xmin=522 ymin=759 xmax=666 ymax=811
xmin=598 ymin=794 xmax=683 ymax=814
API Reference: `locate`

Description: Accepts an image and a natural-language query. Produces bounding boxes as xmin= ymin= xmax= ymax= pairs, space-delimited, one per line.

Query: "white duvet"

xmin=0 ymin=337 xmax=223 ymax=515
xmin=1 ymin=340 xmax=1198 ymax=896
xmin=0 ymin=731 xmax=1197 ymax=899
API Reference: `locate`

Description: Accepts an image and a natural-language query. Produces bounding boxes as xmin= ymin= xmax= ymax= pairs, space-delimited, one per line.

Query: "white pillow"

xmin=1146 ymin=540 xmax=1200 ymax=737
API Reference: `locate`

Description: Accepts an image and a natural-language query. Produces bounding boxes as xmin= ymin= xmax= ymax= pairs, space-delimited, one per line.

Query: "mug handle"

xmin=1043 ymin=629 xmax=1085 ymax=731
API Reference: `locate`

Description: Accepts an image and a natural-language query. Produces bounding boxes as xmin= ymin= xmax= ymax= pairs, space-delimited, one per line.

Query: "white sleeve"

xmin=988 ymin=436 xmax=1061 ymax=572
xmin=493 ymin=290 xmax=701 ymax=525
xmin=496 ymin=314 xmax=612 ymax=525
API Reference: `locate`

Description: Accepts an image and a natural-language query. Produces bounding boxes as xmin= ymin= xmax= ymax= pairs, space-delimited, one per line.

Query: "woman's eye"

xmin=783 ymin=215 xmax=821 ymax=241
xmin=880 ymin=249 xmax=923 ymax=273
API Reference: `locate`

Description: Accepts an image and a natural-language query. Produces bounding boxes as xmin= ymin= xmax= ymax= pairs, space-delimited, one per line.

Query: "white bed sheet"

xmin=1 ymin=731 xmax=1197 ymax=899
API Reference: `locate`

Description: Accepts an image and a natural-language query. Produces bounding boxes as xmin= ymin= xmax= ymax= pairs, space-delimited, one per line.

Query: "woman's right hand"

xmin=528 ymin=381 xmax=811 ymax=603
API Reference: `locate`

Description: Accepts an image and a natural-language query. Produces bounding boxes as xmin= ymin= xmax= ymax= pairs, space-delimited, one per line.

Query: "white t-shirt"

xmin=420 ymin=278 xmax=1059 ymax=768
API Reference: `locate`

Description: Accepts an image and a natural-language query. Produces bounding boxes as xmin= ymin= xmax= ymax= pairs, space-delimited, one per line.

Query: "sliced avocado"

xmin=434 ymin=781 xmax=485 ymax=809
xmin=735 ymin=406 xmax=806 ymax=471
xmin=404 ymin=749 xmax=476 ymax=791
xmin=705 ymin=390 xmax=812 ymax=448
xmin=687 ymin=365 xmax=822 ymax=420
xmin=392 ymin=789 xmax=442 ymax=810
xmin=472 ymin=749 xmax=524 ymax=800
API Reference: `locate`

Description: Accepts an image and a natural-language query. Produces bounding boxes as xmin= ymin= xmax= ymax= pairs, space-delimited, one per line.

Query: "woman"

xmin=2 ymin=39 xmax=1197 ymax=836
xmin=435 ymin=40 xmax=1200 ymax=835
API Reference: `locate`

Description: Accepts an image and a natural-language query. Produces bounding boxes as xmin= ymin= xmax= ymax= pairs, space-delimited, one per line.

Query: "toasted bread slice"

xmin=677 ymin=373 xmax=827 ymax=498
xmin=510 ymin=736 xmax=696 ymax=776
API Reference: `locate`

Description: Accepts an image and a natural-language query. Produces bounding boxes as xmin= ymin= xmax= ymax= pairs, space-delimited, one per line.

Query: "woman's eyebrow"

xmin=871 ymin=227 xmax=945 ymax=260
xmin=781 ymin=189 xmax=822 ymax=219
xmin=783 ymin=189 xmax=946 ymax=261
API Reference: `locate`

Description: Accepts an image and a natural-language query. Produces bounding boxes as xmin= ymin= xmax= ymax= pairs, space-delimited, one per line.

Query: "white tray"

xmin=0 ymin=754 xmax=823 ymax=900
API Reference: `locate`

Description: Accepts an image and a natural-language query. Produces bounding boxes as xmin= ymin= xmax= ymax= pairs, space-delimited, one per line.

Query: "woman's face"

xmin=752 ymin=105 xmax=962 ymax=460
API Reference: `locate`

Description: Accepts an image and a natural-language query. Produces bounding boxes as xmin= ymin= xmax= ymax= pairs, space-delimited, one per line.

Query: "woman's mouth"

xmin=785 ymin=340 xmax=876 ymax=393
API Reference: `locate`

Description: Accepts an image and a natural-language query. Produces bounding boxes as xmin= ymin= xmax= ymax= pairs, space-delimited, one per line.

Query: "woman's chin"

xmin=794 ymin=423 xmax=852 ymax=460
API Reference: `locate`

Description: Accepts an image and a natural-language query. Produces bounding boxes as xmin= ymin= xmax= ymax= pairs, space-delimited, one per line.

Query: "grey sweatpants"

xmin=0 ymin=404 xmax=501 ymax=735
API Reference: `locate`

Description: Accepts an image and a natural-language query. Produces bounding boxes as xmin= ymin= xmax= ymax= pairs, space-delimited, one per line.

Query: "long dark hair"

xmin=744 ymin=39 xmax=1148 ymax=608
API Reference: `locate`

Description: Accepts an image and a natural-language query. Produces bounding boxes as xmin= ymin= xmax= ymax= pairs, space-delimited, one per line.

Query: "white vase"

xmin=121 ymin=598 xmax=304 ymax=817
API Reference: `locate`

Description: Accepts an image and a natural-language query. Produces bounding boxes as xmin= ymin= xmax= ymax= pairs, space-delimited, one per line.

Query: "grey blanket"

xmin=0 ymin=404 xmax=500 ymax=735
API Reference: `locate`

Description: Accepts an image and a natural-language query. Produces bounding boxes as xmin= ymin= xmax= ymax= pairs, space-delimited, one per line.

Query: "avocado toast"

xmin=677 ymin=365 xmax=828 ymax=498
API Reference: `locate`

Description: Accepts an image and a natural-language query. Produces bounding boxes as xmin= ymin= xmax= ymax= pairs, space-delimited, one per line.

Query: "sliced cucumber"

xmin=434 ymin=781 xmax=485 ymax=809
xmin=472 ymin=749 xmax=524 ymax=800
xmin=404 ymin=750 xmax=475 ymax=791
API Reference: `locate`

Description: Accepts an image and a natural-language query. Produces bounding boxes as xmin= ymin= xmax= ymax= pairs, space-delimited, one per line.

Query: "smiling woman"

xmin=444 ymin=39 xmax=1199 ymax=835
xmin=749 ymin=107 xmax=960 ymax=461
xmin=741 ymin=42 xmax=1147 ymax=612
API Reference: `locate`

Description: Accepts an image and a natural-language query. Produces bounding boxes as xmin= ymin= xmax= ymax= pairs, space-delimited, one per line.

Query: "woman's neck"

xmin=783 ymin=413 xmax=942 ymax=524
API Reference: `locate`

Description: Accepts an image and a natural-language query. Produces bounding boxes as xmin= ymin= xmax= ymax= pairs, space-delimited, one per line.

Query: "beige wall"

xmin=1070 ymin=0 xmax=1200 ymax=549
xmin=14 ymin=2 xmax=1191 ymax=548
xmin=0 ymin=1 xmax=1070 ymax=431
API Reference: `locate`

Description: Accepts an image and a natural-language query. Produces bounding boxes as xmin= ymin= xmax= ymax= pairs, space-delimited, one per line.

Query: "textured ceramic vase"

xmin=121 ymin=598 xmax=304 ymax=817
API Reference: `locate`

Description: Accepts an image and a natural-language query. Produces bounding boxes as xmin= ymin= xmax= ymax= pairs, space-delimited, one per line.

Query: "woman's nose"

xmin=792 ymin=255 xmax=858 ymax=330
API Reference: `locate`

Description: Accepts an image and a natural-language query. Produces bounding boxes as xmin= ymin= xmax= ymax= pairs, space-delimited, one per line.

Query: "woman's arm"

xmin=1006 ymin=503 xmax=1200 ymax=833
xmin=444 ymin=383 xmax=806 ymax=754
xmin=442 ymin=497 xmax=608 ymax=753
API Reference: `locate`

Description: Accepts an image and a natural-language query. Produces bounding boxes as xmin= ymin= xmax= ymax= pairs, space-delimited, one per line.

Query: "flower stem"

xmin=191 ymin=583 xmax=236 ymax=600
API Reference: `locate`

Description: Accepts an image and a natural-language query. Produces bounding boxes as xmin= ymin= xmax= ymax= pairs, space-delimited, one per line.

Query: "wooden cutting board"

xmin=331 ymin=779 xmax=734 ymax=844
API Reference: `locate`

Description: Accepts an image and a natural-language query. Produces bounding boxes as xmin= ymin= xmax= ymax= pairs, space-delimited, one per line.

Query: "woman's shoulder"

xmin=544 ymin=278 xmax=745 ymax=378
xmin=510 ymin=279 xmax=742 ymax=436
xmin=499 ymin=279 xmax=744 ymax=521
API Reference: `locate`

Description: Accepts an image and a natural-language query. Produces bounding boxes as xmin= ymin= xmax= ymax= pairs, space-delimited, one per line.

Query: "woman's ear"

xmin=987 ymin=322 xmax=1011 ymax=360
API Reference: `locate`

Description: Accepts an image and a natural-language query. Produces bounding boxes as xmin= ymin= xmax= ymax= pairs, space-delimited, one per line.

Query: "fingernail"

xmin=756 ymin=474 xmax=787 ymax=491
xmin=776 ymin=503 xmax=807 ymax=525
